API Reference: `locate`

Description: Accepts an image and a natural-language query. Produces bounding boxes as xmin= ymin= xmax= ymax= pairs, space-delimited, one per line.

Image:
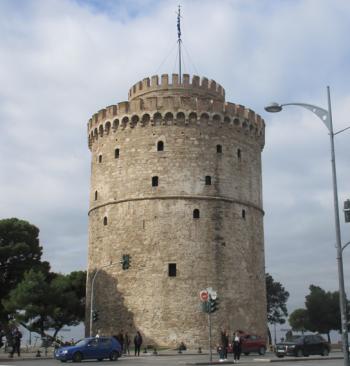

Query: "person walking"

xmin=124 ymin=332 xmax=130 ymax=355
xmin=133 ymin=331 xmax=142 ymax=356
xmin=221 ymin=330 xmax=229 ymax=359
xmin=232 ymin=332 xmax=242 ymax=362
xmin=117 ymin=331 xmax=124 ymax=353
xmin=9 ymin=328 xmax=22 ymax=358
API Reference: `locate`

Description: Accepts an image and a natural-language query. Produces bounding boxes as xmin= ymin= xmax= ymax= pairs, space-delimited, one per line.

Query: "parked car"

xmin=275 ymin=334 xmax=330 ymax=358
xmin=228 ymin=333 xmax=267 ymax=355
xmin=55 ymin=336 xmax=122 ymax=362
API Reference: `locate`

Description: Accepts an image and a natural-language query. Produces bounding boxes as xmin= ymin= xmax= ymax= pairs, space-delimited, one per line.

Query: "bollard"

xmin=198 ymin=347 xmax=202 ymax=353
xmin=153 ymin=348 xmax=158 ymax=355
xmin=36 ymin=350 xmax=41 ymax=357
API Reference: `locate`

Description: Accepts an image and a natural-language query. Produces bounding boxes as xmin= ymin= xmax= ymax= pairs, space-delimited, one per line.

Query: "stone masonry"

xmin=86 ymin=73 xmax=267 ymax=348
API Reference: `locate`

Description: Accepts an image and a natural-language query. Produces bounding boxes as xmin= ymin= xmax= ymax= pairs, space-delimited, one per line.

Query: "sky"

xmin=1 ymin=0 xmax=350 ymax=340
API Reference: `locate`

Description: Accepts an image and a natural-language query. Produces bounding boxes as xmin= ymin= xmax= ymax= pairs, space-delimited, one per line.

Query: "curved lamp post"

xmin=265 ymin=86 xmax=349 ymax=366
xmin=89 ymin=262 xmax=119 ymax=337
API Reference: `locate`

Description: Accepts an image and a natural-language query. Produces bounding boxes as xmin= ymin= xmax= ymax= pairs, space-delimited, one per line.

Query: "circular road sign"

xmin=199 ymin=290 xmax=209 ymax=302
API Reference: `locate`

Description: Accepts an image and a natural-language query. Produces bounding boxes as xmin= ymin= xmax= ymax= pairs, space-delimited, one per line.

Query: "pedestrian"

xmin=124 ymin=332 xmax=130 ymax=355
xmin=221 ymin=330 xmax=229 ymax=359
xmin=96 ymin=329 xmax=101 ymax=338
xmin=232 ymin=331 xmax=242 ymax=362
xmin=117 ymin=330 xmax=124 ymax=353
xmin=9 ymin=327 xmax=22 ymax=358
xmin=134 ymin=331 xmax=143 ymax=356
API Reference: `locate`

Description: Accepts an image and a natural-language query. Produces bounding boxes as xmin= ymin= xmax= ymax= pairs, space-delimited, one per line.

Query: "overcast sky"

xmin=1 ymin=0 xmax=350 ymax=323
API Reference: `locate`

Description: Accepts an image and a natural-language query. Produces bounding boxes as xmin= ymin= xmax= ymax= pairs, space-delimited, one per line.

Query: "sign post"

xmin=200 ymin=288 xmax=217 ymax=362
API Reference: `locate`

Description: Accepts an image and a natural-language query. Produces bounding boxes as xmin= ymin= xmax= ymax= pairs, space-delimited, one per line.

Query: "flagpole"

xmin=177 ymin=5 xmax=182 ymax=83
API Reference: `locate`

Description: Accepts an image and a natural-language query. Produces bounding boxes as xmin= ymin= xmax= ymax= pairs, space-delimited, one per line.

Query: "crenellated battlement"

xmin=87 ymin=74 xmax=265 ymax=150
xmin=128 ymin=74 xmax=225 ymax=102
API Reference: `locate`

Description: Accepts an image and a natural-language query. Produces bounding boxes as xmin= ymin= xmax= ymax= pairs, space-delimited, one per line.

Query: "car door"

xmin=303 ymin=335 xmax=314 ymax=355
xmin=98 ymin=338 xmax=111 ymax=358
xmin=84 ymin=339 xmax=99 ymax=359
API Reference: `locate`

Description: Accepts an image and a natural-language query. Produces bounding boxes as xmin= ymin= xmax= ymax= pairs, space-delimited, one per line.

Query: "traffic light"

xmin=92 ymin=310 xmax=99 ymax=322
xmin=344 ymin=200 xmax=350 ymax=223
xmin=209 ymin=296 xmax=218 ymax=313
xmin=120 ymin=254 xmax=131 ymax=270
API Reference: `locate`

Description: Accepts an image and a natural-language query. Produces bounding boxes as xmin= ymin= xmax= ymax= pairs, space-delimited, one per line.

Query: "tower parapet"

xmin=128 ymin=74 xmax=225 ymax=101
xmin=87 ymin=74 xmax=265 ymax=151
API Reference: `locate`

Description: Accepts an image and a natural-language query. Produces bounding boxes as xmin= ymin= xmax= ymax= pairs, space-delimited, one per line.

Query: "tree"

xmin=289 ymin=308 xmax=309 ymax=333
xmin=266 ymin=273 xmax=289 ymax=344
xmin=0 ymin=218 xmax=49 ymax=322
xmin=305 ymin=285 xmax=340 ymax=343
xmin=3 ymin=269 xmax=86 ymax=339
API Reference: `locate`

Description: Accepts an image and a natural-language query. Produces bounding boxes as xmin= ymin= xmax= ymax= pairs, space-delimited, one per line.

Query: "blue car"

xmin=55 ymin=337 xmax=122 ymax=362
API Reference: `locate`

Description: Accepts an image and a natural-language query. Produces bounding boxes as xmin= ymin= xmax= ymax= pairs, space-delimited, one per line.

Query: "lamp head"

xmin=264 ymin=102 xmax=283 ymax=113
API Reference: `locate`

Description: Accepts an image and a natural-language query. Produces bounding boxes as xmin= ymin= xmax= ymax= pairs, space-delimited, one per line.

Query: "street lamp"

xmin=89 ymin=262 xmax=119 ymax=337
xmin=265 ymin=86 xmax=350 ymax=366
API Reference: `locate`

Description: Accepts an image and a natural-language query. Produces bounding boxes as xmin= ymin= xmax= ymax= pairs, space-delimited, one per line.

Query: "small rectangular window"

xmin=168 ymin=263 xmax=176 ymax=277
xmin=152 ymin=176 xmax=159 ymax=187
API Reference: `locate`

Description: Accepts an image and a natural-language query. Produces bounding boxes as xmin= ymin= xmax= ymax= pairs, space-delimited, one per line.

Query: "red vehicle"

xmin=228 ymin=332 xmax=267 ymax=356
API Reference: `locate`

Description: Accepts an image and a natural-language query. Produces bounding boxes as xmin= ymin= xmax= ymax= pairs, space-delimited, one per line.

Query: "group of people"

xmin=0 ymin=326 xmax=22 ymax=358
xmin=110 ymin=330 xmax=143 ymax=356
xmin=218 ymin=330 xmax=242 ymax=362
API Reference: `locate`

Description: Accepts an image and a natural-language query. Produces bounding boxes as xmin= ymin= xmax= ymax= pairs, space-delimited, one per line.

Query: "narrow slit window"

xmin=103 ymin=216 xmax=108 ymax=225
xmin=152 ymin=176 xmax=159 ymax=187
xmin=115 ymin=148 xmax=120 ymax=158
xmin=98 ymin=154 xmax=102 ymax=163
xmin=157 ymin=141 xmax=164 ymax=151
xmin=168 ymin=263 xmax=177 ymax=277
xmin=242 ymin=209 xmax=246 ymax=219
xmin=193 ymin=209 xmax=200 ymax=219
xmin=94 ymin=191 xmax=98 ymax=200
xmin=237 ymin=148 xmax=241 ymax=160
xmin=205 ymin=176 xmax=211 ymax=185
xmin=216 ymin=144 xmax=222 ymax=153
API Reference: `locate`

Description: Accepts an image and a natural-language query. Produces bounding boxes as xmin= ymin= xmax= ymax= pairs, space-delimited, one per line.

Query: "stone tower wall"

xmin=86 ymin=74 xmax=267 ymax=348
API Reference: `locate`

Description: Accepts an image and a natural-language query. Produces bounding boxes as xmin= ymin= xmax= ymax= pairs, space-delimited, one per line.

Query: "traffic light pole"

xmin=89 ymin=262 xmax=119 ymax=337
xmin=208 ymin=310 xmax=212 ymax=362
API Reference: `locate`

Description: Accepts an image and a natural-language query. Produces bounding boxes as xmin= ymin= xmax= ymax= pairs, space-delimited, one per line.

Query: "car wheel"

xmin=109 ymin=351 xmax=119 ymax=361
xmin=321 ymin=348 xmax=329 ymax=356
xmin=60 ymin=361 xmax=67 ymax=363
xmin=97 ymin=358 xmax=103 ymax=361
xmin=72 ymin=352 xmax=83 ymax=362
xmin=296 ymin=349 xmax=303 ymax=357
xmin=258 ymin=347 xmax=266 ymax=355
xmin=244 ymin=352 xmax=249 ymax=356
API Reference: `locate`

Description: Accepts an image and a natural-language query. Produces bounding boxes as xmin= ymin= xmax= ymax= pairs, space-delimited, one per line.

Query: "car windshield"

xmin=74 ymin=339 xmax=88 ymax=347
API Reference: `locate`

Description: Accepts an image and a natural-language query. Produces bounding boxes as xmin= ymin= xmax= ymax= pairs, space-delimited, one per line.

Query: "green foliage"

xmin=305 ymin=285 xmax=340 ymax=336
xmin=0 ymin=218 xmax=49 ymax=322
xmin=266 ymin=273 xmax=289 ymax=324
xmin=3 ymin=268 xmax=86 ymax=338
xmin=289 ymin=308 xmax=309 ymax=333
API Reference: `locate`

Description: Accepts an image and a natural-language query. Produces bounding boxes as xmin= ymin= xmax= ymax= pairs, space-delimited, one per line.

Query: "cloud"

xmin=0 ymin=0 xmax=349 ymax=324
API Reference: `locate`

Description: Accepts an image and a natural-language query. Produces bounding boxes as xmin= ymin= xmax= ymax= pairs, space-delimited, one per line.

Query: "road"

xmin=0 ymin=352 xmax=346 ymax=366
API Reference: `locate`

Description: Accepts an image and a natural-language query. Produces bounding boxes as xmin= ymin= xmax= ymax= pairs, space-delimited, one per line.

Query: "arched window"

xmin=98 ymin=154 xmax=102 ymax=163
xmin=193 ymin=209 xmax=200 ymax=219
xmin=237 ymin=148 xmax=241 ymax=161
xmin=94 ymin=191 xmax=98 ymax=201
xmin=242 ymin=209 xmax=246 ymax=219
xmin=115 ymin=148 xmax=120 ymax=158
xmin=157 ymin=141 xmax=164 ymax=151
xmin=205 ymin=176 xmax=211 ymax=185
xmin=152 ymin=176 xmax=159 ymax=187
xmin=216 ymin=145 xmax=222 ymax=154
xmin=103 ymin=216 xmax=108 ymax=225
